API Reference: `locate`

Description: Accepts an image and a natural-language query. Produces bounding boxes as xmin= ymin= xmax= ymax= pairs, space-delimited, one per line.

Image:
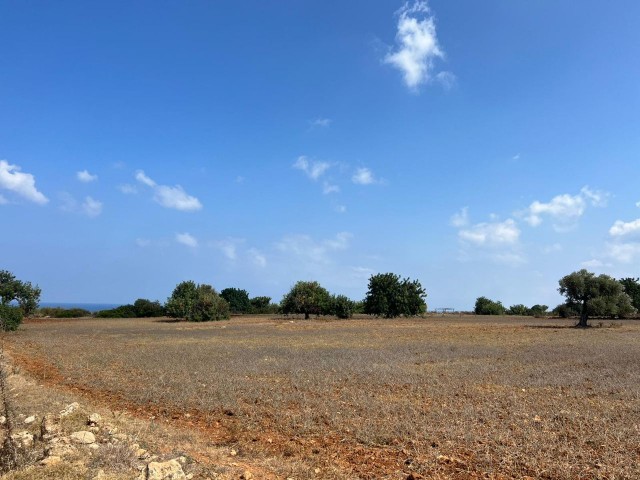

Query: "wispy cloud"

xmin=311 ymin=117 xmax=331 ymax=128
xmin=135 ymin=170 xmax=202 ymax=212
xmin=118 ymin=184 xmax=138 ymax=194
xmin=459 ymin=219 xmax=520 ymax=247
xmin=136 ymin=238 xmax=151 ymax=247
xmin=293 ymin=156 xmax=330 ymax=181
xmin=322 ymin=181 xmax=340 ymax=194
xmin=82 ymin=196 xmax=102 ymax=217
xmin=352 ymin=167 xmax=378 ymax=185
xmin=60 ymin=193 xmax=102 ymax=217
xmin=76 ymin=169 xmax=98 ymax=183
xmin=0 ymin=160 xmax=48 ymax=205
xmin=384 ymin=1 xmax=447 ymax=90
xmin=521 ymin=186 xmax=608 ymax=230
xmin=176 ymin=232 xmax=198 ymax=248
xmin=213 ymin=238 xmax=245 ymax=261
xmin=609 ymin=218 xmax=640 ymax=237
xmin=248 ymin=248 xmax=267 ymax=268
xmin=277 ymin=232 xmax=353 ymax=264
xmin=450 ymin=207 xmax=469 ymax=227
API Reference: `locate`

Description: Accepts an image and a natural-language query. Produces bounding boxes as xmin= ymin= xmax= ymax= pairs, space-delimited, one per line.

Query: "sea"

xmin=40 ymin=302 xmax=122 ymax=313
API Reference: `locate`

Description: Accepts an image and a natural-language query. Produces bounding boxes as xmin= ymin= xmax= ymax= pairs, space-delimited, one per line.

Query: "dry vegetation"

xmin=4 ymin=315 xmax=640 ymax=479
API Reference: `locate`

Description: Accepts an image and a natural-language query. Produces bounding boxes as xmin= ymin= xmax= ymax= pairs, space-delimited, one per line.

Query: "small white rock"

xmin=70 ymin=431 xmax=96 ymax=444
xmin=24 ymin=415 xmax=36 ymax=424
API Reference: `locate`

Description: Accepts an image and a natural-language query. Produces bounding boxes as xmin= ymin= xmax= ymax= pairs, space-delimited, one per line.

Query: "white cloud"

xmin=81 ymin=196 xmax=102 ymax=217
xmin=213 ymin=238 xmax=244 ymax=260
xmin=136 ymin=238 xmax=151 ymax=247
xmin=636 ymin=201 xmax=640 ymax=208
xmin=609 ymin=218 xmax=640 ymax=237
xmin=384 ymin=1 xmax=446 ymax=90
xmin=606 ymin=242 xmax=640 ymax=264
xmin=311 ymin=118 xmax=331 ymax=128
xmin=153 ymin=185 xmax=202 ymax=211
xmin=352 ymin=167 xmax=377 ymax=185
xmin=176 ymin=232 xmax=198 ymax=248
xmin=322 ymin=181 xmax=340 ymax=194
xmin=277 ymin=232 xmax=353 ymax=264
xmin=0 ymin=194 xmax=7 ymax=205
xmin=76 ymin=170 xmax=98 ymax=183
xmin=0 ymin=160 xmax=48 ymax=204
xmin=350 ymin=266 xmax=375 ymax=279
xmin=459 ymin=219 xmax=520 ymax=246
xmin=512 ymin=153 xmax=521 ymax=161
xmin=118 ymin=184 xmax=137 ymax=194
xmin=248 ymin=248 xmax=267 ymax=268
xmin=293 ymin=156 xmax=330 ymax=181
xmin=135 ymin=170 xmax=156 ymax=187
xmin=450 ymin=207 xmax=469 ymax=227
xmin=523 ymin=186 xmax=608 ymax=229
xmin=135 ymin=170 xmax=202 ymax=211
xmin=581 ymin=259 xmax=606 ymax=268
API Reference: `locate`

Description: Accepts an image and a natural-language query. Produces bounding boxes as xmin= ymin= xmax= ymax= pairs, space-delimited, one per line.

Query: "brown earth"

xmin=3 ymin=315 xmax=640 ymax=479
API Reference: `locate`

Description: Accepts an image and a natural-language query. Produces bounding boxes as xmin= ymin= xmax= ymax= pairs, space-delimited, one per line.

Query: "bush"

xmin=249 ymin=296 xmax=272 ymax=314
xmin=166 ymin=281 xmax=230 ymax=322
xmin=133 ymin=298 xmax=165 ymax=317
xmin=220 ymin=288 xmax=251 ymax=314
xmin=529 ymin=304 xmax=548 ymax=317
xmin=363 ymin=273 xmax=427 ymax=318
xmin=331 ymin=295 xmax=355 ymax=319
xmin=95 ymin=305 xmax=137 ymax=318
xmin=507 ymin=304 xmax=529 ymax=316
xmin=38 ymin=307 xmax=92 ymax=318
xmin=552 ymin=303 xmax=579 ymax=318
xmin=0 ymin=305 xmax=23 ymax=331
xmin=474 ymin=296 xmax=506 ymax=315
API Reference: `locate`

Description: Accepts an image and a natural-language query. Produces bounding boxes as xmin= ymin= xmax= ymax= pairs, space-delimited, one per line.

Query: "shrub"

xmin=0 ymin=305 xmax=23 ymax=331
xmin=363 ymin=273 xmax=427 ymax=318
xmin=95 ymin=305 xmax=137 ymax=318
xmin=38 ymin=307 xmax=92 ymax=318
xmin=133 ymin=298 xmax=165 ymax=317
xmin=507 ymin=304 xmax=529 ymax=316
xmin=249 ymin=296 xmax=272 ymax=314
xmin=166 ymin=281 xmax=230 ymax=322
xmin=220 ymin=288 xmax=251 ymax=314
xmin=331 ymin=295 xmax=355 ymax=319
xmin=474 ymin=296 xmax=506 ymax=315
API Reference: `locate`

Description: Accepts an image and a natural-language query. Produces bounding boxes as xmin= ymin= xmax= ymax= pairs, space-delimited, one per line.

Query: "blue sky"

xmin=1 ymin=1 xmax=639 ymax=309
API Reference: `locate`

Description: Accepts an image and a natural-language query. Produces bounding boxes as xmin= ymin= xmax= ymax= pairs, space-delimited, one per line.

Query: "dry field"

xmin=5 ymin=315 xmax=640 ymax=479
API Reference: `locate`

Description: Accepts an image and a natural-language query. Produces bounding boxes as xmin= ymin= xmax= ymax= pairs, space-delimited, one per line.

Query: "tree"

xmin=281 ymin=281 xmax=331 ymax=319
xmin=133 ymin=298 xmax=165 ymax=317
xmin=220 ymin=288 xmax=251 ymax=314
xmin=363 ymin=273 xmax=427 ymax=318
xmin=558 ymin=269 xmax=636 ymax=327
xmin=166 ymin=281 xmax=230 ymax=322
xmin=529 ymin=304 xmax=548 ymax=317
xmin=249 ymin=296 xmax=272 ymax=314
xmin=0 ymin=270 xmax=41 ymax=319
xmin=474 ymin=296 xmax=506 ymax=315
xmin=330 ymin=294 xmax=356 ymax=319
xmin=507 ymin=304 xmax=529 ymax=316
xmin=619 ymin=277 xmax=640 ymax=311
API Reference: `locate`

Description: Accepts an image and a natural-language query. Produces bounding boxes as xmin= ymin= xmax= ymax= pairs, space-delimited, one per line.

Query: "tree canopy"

xmin=474 ymin=296 xmax=506 ymax=315
xmin=220 ymin=288 xmax=251 ymax=314
xmin=619 ymin=277 xmax=640 ymax=311
xmin=363 ymin=273 xmax=427 ymax=318
xmin=558 ymin=269 xmax=636 ymax=327
xmin=0 ymin=270 xmax=41 ymax=318
xmin=281 ymin=281 xmax=331 ymax=319
xmin=166 ymin=281 xmax=230 ymax=322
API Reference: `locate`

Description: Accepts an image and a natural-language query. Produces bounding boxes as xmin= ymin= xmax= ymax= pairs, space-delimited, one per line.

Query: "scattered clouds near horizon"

xmin=134 ymin=170 xmax=202 ymax=212
xmin=0 ymin=160 xmax=48 ymax=205
xmin=176 ymin=232 xmax=198 ymax=248
xmin=458 ymin=218 xmax=520 ymax=247
xmin=522 ymin=186 xmax=608 ymax=231
xmin=276 ymin=232 xmax=352 ymax=265
xmin=76 ymin=170 xmax=98 ymax=183
xmin=384 ymin=1 xmax=451 ymax=91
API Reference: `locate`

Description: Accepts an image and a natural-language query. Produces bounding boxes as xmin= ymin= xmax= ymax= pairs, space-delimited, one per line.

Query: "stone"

xmin=88 ymin=413 xmax=102 ymax=426
xmin=11 ymin=431 xmax=35 ymax=448
xmin=146 ymin=459 xmax=187 ymax=480
xmin=70 ymin=431 xmax=96 ymax=444
xmin=40 ymin=455 xmax=62 ymax=466
xmin=60 ymin=402 xmax=80 ymax=417
xmin=241 ymin=471 xmax=253 ymax=480
xmin=41 ymin=413 xmax=60 ymax=439
xmin=0 ymin=416 xmax=5 ymax=424
xmin=24 ymin=415 xmax=36 ymax=424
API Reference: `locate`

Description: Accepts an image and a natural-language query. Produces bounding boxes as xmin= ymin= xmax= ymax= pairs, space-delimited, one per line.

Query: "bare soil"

xmin=4 ymin=315 xmax=640 ymax=479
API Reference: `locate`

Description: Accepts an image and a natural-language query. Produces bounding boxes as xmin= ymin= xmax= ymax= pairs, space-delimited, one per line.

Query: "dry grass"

xmin=5 ymin=315 xmax=640 ymax=479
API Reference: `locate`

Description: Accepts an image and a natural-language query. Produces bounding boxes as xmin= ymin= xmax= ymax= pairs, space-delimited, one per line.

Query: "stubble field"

xmin=6 ymin=315 xmax=640 ymax=479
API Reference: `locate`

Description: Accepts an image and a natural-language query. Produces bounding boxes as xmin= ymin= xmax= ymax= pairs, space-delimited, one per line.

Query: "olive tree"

xmin=558 ymin=269 xmax=636 ymax=327
xmin=363 ymin=273 xmax=427 ymax=318
xmin=220 ymin=288 xmax=251 ymax=314
xmin=0 ymin=270 xmax=41 ymax=323
xmin=619 ymin=277 xmax=640 ymax=311
xmin=474 ymin=296 xmax=505 ymax=315
xmin=281 ymin=281 xmax=331 ymax=319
